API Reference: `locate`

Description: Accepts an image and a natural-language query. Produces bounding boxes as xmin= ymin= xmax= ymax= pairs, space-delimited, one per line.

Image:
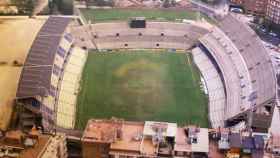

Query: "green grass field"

xmin=76 ymin=50 xmax=208 ymax=129
xmin=80 ymin=8 xmax=206 ymax=22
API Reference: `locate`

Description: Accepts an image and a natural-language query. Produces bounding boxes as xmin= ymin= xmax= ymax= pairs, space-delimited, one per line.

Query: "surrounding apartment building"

xmin=267 ymin=133 xmax=280 ymax=157
xmin=81 ymin=119 xmax=209 ymax=158
xmin=230 ymin=0 xmax=280 ymax=26
xmin=230 ymin=0 xmax=268 ymax=16
xmin=0 ymin=127 xmax=67 ymax=158
xmin=230 ymin=0 xmax=243 ymax=5
xmin=39 ymin=134 xmax=68 ymax=158
xmin=266 ymin=0 xmax=280 ymax=25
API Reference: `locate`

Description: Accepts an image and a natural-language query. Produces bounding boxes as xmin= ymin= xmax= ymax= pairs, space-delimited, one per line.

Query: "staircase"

xmin=19 ymin=104 xmax=40 ymax=132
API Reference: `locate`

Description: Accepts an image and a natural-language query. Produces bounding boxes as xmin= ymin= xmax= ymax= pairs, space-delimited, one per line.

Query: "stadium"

xmin=15 ymin=11 xmax=276 ymax=134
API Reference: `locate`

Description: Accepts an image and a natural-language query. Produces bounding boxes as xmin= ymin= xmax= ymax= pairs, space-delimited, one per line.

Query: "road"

xmin=190 ymin=0 xmax=229 ymax=17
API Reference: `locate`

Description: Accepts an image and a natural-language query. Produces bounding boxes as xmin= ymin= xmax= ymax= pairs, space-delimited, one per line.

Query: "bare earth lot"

xmin=0 ymin=17 xmax=45 ymax=130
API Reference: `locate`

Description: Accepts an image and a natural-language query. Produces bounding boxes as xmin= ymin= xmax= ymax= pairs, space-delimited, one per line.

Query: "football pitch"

xmin=80 ymin=8 xmax=207 ymax=22
xmin=76 ymin=50 xmax=208 ymax=129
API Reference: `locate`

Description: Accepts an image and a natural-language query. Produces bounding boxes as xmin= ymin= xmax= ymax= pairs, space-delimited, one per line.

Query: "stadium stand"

xmin=16 ymin=14 xmax=276 ymax=130
xmin=192 ymin=47 xmax=226 ymax=128
xmin=200 ymin=27 xmax=248 ymax=121
xmin=15 ymin=16 xmax=79 ymax=131
xmin=16 ymin=17 xmax=72 ymax=98
xmin=199 ymin=14 xmax=276 ymax=124
xmin=71 ymin=22 xmax=208 ymax=50
xmin=56 ymin=47 xmax=87 ymax=129
xmin=219 ymin=15 xmax=276 ymax=109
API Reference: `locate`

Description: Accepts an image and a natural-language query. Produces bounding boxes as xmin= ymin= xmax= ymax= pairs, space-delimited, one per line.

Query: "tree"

xmin=25 ymin=0 xmax=34 ymax=17
xmin=48 ymin=0 xmax=55 ymax=14
xmin=56 ymin=0 xmax=74 ymax=15
xmin=162 ymin=0 xmax=176 ymax=8
xmin=10 ymin=0 xmax=34 ymax=15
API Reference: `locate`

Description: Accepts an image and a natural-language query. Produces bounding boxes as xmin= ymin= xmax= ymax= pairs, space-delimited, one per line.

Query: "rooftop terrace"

xmin=110 ymin=121 xmax=144 ymax=153
xmin=0 ymin=130 xmax=51 ymax=158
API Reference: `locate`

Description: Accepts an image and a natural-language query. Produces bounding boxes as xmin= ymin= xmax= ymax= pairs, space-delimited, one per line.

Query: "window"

xmin=57 ymin=46 xmax=66 ymax=58
xmin=175 ymin=151 xmax=185 ymax=156
xmin=64 ymin=33 xmax=73 ymax=43
xmin=53 ymin=64 xmax=61 ymax=76
xmin=50 ymin=85 xmax=57 ymax=97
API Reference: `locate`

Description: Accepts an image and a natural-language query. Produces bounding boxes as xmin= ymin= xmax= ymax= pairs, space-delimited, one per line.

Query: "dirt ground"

xmin=0 ymin=0 xmax=10 ymax=5
xmin=0 ymin=0 xmax=17 ymax=14
xmin=0 ymin=16 xmax=46 ymax=130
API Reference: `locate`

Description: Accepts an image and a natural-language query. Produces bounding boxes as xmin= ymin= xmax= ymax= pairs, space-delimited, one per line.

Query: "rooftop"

xmin=242 ymin=136 xmax=255 ymax=149
xmin=83 ymin=119 xmax=160 ymax=156
xmin=20 ymin=135 xmax=50 ymax=158
xmin=82 ymin=119 xmax=123 ymax=143
xmin=143 ymin=121 xmax=177 ymax=137
xmin=82 ymin=119 xmax=212 ymax=156
xmin=191 ymin=127 xmax=209 ymax=153
xmin=141 ymin=137 xmax=158 ymax=156
xmin=0 ymin=130 xmax=51 ymax=158
xmin=110 ymin=121 xmax=144 ymax=153
xmin=16 ymin=16 xmax=72 ymax=99
xmin=174 ymin=127 xmax=191 ymax=152
xmin=229 ymin=132 xmax=242 ymax=148
xmin=174 ymin=126 xmax=209 ymax=153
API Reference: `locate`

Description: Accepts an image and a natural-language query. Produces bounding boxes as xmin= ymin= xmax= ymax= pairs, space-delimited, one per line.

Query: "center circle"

xmin=114 ymin=59 xmax=164 ymax=95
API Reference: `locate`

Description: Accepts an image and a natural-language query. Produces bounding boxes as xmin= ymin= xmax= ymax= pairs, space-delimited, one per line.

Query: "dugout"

xmin=129 ymin=17 xmax=146 ymax=28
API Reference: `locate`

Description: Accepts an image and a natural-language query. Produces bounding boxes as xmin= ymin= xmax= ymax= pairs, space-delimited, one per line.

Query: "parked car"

xmin=260 ymin=27 xmax=267 ymax=33
xmin=230 ymin=8 xmax=243 ymax=14
xmin=269 ymin=31 xmax=278 ymax=37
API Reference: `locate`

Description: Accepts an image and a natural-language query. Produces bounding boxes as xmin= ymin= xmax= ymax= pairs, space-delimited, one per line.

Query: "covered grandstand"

xmin=16 ymin=16 xmax=87 ymax=131
xmin=16 ymin=17 xmax=72 ymax=98
xmin=198 ymin=14 xmax=276 ymax=126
